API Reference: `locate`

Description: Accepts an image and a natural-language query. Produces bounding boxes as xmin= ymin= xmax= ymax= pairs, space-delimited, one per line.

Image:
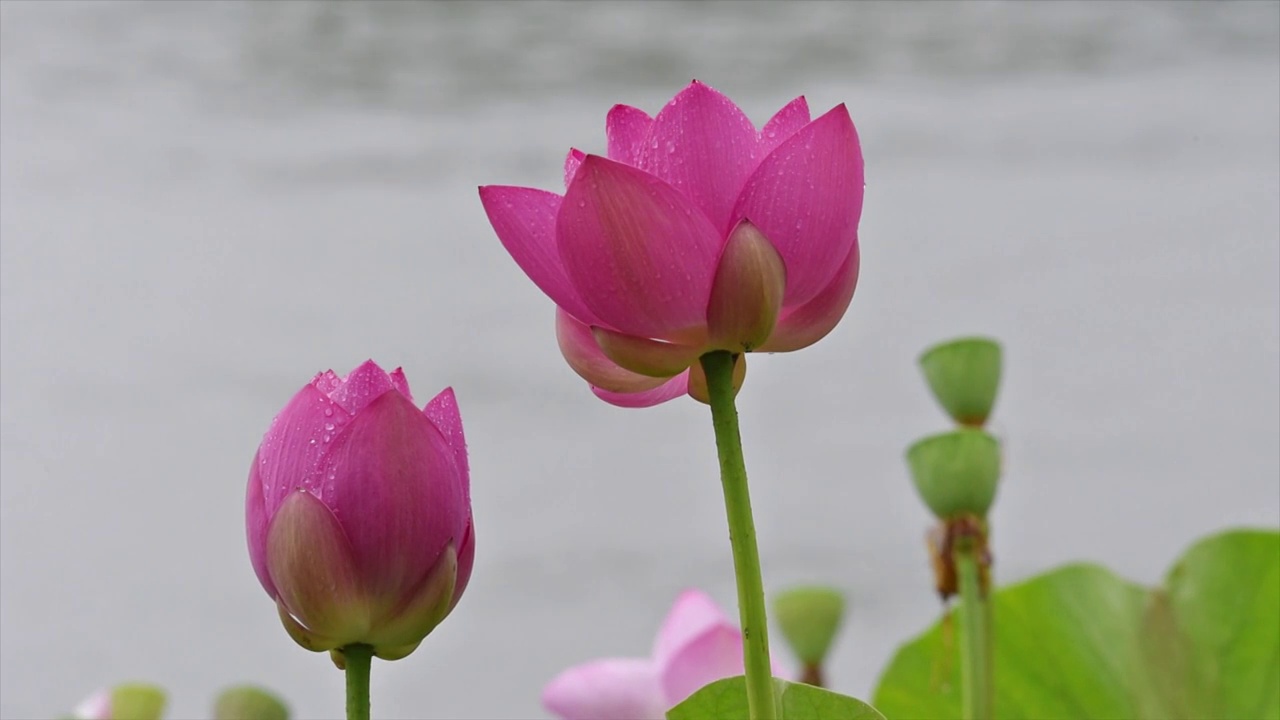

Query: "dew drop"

xmin=665 ymin=141 xmax=676 ymax=154
xmin=323 ymin=407 xmax=333 ymax=417
xmin=324 ymin=422 xmax=335 ymax=431
xmin=323 ymin=434 xmax=332 ymax=443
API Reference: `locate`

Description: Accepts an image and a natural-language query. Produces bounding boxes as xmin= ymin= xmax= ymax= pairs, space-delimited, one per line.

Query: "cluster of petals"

xmin=481 ymin=80 xmax=864 ymax=407
xmin=244 ymin=360 xmax=474 ymax=664
xmin=543 ymin=589 xmax=789 ymax=720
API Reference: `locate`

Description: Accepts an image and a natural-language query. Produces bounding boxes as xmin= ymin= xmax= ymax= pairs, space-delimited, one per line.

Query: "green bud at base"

xmin=918 ymin=337 xmax=1002 ymax=427
xmin=907 ymin=429 xmax=1001 ymax=520
xmin=773 ymin=585 xmax=846 ymax=668
xmin=213 ymin=686 xmax=289 ymax=720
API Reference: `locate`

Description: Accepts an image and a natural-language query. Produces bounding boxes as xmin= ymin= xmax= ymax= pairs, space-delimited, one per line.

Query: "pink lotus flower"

xmin=72 ymin=689 xmax=113 ymax=720
xmin=543 ymin=590 xmax=790 ymax=720
xmin=245 ymin=361 xmax=474 ymax=664
xmin=480 ymin=80 xmax=864 ymax=407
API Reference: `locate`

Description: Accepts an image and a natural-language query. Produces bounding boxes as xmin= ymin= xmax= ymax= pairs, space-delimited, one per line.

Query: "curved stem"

xmin=344 ymin=644 xmax=373 ymax=720
xmin=700 ymin=351 xmax=777 ymax=720
xmin=955 ymin=550 xmax=993 ymax=720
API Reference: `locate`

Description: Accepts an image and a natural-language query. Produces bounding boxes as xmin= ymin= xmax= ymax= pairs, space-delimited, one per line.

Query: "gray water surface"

xmin=2 ymin=3 xmax=1278 ymax=719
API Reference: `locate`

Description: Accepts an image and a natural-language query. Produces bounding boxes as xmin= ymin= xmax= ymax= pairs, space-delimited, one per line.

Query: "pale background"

xmin=1 ymin=2 xmax=1277 ymax=719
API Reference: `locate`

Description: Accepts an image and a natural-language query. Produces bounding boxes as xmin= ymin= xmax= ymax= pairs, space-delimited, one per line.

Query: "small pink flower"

xmin=543 ymin=590 xmax=790 ymax=720
xmin=481 ymin=80 xmax=864 ymax=407
xmin=72 ymin=689 xmax=112 ymax=720
xmin=245 ymin=361 xmax=474 ymax=663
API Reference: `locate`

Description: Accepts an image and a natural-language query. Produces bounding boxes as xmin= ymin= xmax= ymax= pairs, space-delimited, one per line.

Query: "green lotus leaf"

xmin=873 ymin=528 xmax=1280 ymax=719
xmin=667 ymin=675 xmax=884 ymax=720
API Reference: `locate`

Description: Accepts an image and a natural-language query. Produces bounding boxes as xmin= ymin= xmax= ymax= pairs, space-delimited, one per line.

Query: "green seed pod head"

xmin=213 ymin=686 xmax=290 ymax=720
xmin=918 ymin=337 xmax=1002 ymax=427
xmin=906 ymin=429 xmax=1001 ymax=519
xmin=772 ymin=585 xmax=846 ymax=667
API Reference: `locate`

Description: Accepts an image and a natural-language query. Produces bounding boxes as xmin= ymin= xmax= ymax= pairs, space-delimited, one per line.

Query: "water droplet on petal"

xmin=323 ymin=407 xmax=333 ymax=417
xmin=324 ymin=422 xmax=335 ymax=431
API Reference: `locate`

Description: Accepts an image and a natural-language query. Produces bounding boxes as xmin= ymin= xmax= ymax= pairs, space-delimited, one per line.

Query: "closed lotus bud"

xmin=213 ymin=686 xmax=289 ymax=720
xmin=918 ymin=337 xmax=1002 ymax=427
xmin=71 ymin=684 xmax=167 ymax=720
xmin=773 ymin=586 xmax=846 ymax=671
xmin=906 ymin=429 xmax=1001 ymax=519
xmin=245 ymin=361 xmax=474 ymax=663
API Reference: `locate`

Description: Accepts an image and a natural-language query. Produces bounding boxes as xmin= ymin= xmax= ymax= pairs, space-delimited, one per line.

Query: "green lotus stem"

xmin=344 ymin=644 xmax=373 ymax=720
xmin=955 ymin=550 xmax=993 ymax=720
xmin=700 ymin=351 xmax=777 ymax=720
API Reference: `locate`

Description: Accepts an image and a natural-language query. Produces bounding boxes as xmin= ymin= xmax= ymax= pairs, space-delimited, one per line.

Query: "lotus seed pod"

xmin=773 ymin=586 xmax=846 ymax=668
xmin=906 ymin=429 xmax=1001 ymax=519
xmin=213 ymin=686 xmax=289 ymax=720
xmin=918 ymin=337 xmax=1002 ymax=427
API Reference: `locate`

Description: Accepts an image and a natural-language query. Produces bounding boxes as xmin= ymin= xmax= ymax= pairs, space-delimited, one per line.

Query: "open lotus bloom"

xmin=480 ymin=80 xmax=864 ymax=407
xmin=543 ymin=590 xmax=790 ymax=720
xmin=245 ymin=361 xmax=474 ymax=665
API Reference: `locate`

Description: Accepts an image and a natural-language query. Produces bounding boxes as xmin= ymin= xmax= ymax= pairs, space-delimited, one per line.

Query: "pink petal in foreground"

xmin=652 ymin=589 xmax=731 ymax=665
xmin=605 ymin=104 xmax=654 ymax=166
xmin=556 ymin=309 xmax=671 ymax=394
xmin=563 ymin=148 xmax=586 ymax=189
xmin=423 ymin=387 xmax=469 ymax=494
xmin=479 ymin=185 xmax=601 ymax=326
xmin=758 ymin=95 xmax=811 ymax=157
xmin=245 ymin=452 xmax=277 ymax=599
xmin=255 ymin=383 xmax=343 ymax=514
xmin=330 ymin=360 xmax=395 ymax=415
xmin=733 ymin=104 xmax=863 ymax=306
xmin=658 ymin=624 xmax=747 ymax=708
xmin=311 ymin=369 xmax=341 ymax=395
xmin=321 ymin=391 xmax=464 ymax=601
xmin=449 ymin=515 xmax=474 ymax=611
xmin=759 ymin=239 xmax=860 ymax=352
xmin=388 ymin=367 xmax=414 ymax=404
xmin=558 ymin=155 xmax=722 ymax=340
xmin=591 ymin=372 xmax=691 ymax=408
xmin=636 ymin=80 xmax=759 ymax=234
xmin=543 ymin=658 xmax=667 ymax=720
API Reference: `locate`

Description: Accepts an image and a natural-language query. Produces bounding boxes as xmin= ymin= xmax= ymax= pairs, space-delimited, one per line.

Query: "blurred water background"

xmin=2 ymin=2 xmax=1277 ymax=718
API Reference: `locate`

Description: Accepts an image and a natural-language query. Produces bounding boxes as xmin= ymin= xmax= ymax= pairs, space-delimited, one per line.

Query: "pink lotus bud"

xmin=481 ymin=80 xmax=863 ymax=407
xmin=542 ymin=589 xmax=790 ymax=720
xmin=245 ymin=361 xmax=473 ymax=662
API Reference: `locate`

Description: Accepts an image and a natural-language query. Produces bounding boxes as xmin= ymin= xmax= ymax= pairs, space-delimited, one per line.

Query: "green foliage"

xmin=873 ymin=529 xmax=1280 ymax=720
xmin=667 ymin=676 xmax=885 ymax=720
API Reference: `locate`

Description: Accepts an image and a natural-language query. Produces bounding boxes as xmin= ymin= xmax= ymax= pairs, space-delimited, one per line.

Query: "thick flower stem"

xmin=344 ymin=644 xmax=373 ymax=720
xmin=955 ymin=550 xmax=993 ymax=720
xmin=700 ymin=351 xmax=777 ymax=720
